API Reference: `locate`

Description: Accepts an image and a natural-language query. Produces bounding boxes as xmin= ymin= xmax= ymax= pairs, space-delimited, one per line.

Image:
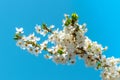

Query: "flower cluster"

xmin=101 ymin=56 xmax=120 ymax=80
xmin=14 ymin=13 xmax=120 ymax=80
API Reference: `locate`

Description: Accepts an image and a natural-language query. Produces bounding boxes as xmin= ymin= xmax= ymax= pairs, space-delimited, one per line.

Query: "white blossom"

xmin=14 ymin=13 xmax=120 ymax=80
xmin=16 ymin=27 xmax=24 ymax=34
xmin=35 ymin=24 xmax=41 ymax=33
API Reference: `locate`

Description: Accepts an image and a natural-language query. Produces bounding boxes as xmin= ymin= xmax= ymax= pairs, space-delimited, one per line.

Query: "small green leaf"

xmin=13 ymin=37 xmax=18 ymax=40
xmin=13 ymin=33 xmax=22 ymax=40
xmin=42 ymin=23 xmax=47 ymax=29
xmin=71 ymin=13 xmax=78 ymax=21
xmin=65 ymin=18 xmax=71 ymax=26
xmin=96 ymin=61 xmax=102 ymax=69
xmin=57 ymin=49 xmax=63 ymax=55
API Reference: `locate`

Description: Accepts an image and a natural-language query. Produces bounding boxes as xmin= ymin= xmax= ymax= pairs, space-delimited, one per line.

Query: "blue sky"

xmin=0 ymin=0 xmax=120 ymax=80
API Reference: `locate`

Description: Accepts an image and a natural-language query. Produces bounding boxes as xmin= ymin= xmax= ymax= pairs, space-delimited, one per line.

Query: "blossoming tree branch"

xmin=14 ymin=13 xmax=120 ymax=80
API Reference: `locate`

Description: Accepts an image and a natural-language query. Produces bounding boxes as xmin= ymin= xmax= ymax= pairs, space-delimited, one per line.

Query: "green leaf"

xmin=42 ymin=23 xmax=47 ymax=29
xmin=13 ymin=37 xmax=18 ymax=40
xmin=71 ymin=13 xmax=78 ymax=21
xmin=96 ymin=61 xmax=102 ymax=69
xmin=57 ymin=49 xmax=64 ymax=55
xmin=65 ymin=18 xmax=71 ymax=26
xmin=13 ymin=33 xmax=22 ymax=40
